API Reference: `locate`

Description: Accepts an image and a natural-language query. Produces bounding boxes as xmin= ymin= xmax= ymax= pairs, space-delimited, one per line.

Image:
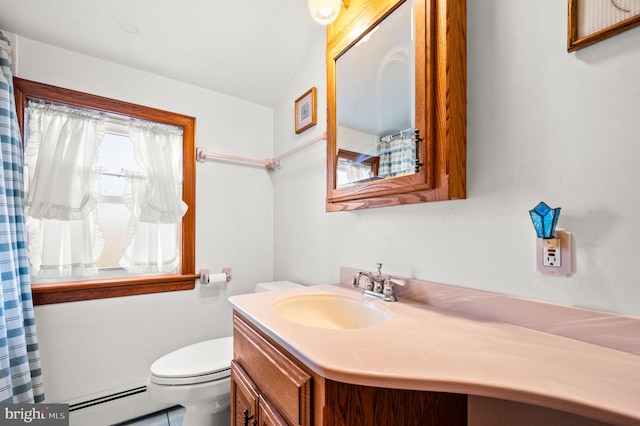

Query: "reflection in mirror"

xmin=336 ymin=149 xmax=380 ymax=187
xmin=335 ymin=1 xmax=414 ymax=187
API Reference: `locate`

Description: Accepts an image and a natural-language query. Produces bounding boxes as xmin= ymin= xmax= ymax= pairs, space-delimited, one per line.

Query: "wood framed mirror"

xmin=326 ymin=0 xmax=466 ymax=211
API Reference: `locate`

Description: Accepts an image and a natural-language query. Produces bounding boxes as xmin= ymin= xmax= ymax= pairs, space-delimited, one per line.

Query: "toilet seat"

xmin=149 ymin=337 xmax=233 ymax=386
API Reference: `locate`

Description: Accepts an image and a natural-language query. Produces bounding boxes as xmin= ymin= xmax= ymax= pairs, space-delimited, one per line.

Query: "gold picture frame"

xmin=294 ymin=87 xmax=317 ymax=134
xmin=568 ymin=0 xmax=640 ymax=51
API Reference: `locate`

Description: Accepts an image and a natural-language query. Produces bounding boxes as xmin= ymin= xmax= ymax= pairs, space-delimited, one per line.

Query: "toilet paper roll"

xmin=205 ymin=272 xmax=228 ymax=285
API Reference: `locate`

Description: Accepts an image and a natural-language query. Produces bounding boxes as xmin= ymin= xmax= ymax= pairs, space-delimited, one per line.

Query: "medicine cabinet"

xmin=326 ymin=0 xmax=466 ymax=211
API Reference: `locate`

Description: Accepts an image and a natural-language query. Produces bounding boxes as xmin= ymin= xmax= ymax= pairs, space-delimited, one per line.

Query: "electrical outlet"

xmin=542 ymin=239 xmax=561 ymax=267
xmin=536 ymin=229 xmax=572 ymax=277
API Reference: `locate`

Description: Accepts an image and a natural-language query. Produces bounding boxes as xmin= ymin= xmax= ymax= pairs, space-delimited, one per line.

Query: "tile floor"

xmin=116 ymin=406 xmax=185 ymax=426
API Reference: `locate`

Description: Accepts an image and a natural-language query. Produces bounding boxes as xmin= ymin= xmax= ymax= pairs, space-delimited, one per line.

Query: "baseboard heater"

xmin=68 ymin=386 xmax=147 ymax=412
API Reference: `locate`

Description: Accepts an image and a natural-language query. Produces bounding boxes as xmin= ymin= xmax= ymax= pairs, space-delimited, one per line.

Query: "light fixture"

xmin=308 ymin=0 xmax=349 ymax=25
xmin=528 ymin=201 xmax=572 ymax=276
xmin=529 ymin=201 xmax=560 ymax=239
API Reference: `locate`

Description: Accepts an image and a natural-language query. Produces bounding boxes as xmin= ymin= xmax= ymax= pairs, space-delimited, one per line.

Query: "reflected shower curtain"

xmin=377 ymin=130 xmax=415 ymax=178
xmin=0 ymin=31 xmax=45 ymax=402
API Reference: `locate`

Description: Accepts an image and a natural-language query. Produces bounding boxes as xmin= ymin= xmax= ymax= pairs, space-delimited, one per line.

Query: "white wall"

xmin=15 ymin=37 xmax=275 ymax=406
xmin=8 ymin=0 xmax=640 ymax=418
xmin=273 ymin=0 xmax=640 ymax=317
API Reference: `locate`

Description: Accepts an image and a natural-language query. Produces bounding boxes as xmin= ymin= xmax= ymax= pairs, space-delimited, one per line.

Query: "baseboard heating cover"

xmin=68 ymin=386 xmax=147 ymax=412
xmin=65 ymin=382 xmax=172 ymax=426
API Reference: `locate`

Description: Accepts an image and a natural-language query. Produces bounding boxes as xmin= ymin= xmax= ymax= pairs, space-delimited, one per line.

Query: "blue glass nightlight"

xmin=529 ymin=202 xmax=561 ymax=239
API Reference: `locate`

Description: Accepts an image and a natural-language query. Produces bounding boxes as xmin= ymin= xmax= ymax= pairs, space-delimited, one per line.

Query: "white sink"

xmin=272 ymin=294 xmax=391 ymax=329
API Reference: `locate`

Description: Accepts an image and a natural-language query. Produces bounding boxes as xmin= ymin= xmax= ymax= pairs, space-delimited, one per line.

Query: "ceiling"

xmin=0 ymin=0 xmax=324 ymax=107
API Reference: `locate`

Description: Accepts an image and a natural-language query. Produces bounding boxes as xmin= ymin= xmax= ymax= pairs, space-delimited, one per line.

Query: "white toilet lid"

xmin=150 ymin=337 xmax=233 ymax=385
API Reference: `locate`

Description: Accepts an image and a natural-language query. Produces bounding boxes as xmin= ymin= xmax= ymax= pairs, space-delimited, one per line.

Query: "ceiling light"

xmin=308 ymin=0 xmax=348 ymax=25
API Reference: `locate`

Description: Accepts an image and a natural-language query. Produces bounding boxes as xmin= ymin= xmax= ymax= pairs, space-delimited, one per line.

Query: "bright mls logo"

xmin=0 ymin=405 xmax=68 ymax=425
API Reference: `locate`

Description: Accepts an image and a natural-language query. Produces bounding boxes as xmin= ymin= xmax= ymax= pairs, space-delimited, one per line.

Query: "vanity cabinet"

xmin=231 ymin=361 xmax=288 ymax=426
xmin=231 ymin=311 xmax=467 ymax=425
xmin=230 ymin=361 xmax=259 ymax=425
xmin=232 ymin=311 xmax=312 ymax=426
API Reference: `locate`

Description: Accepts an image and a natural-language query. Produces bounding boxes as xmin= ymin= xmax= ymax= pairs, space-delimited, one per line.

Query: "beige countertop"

xmin=228 ymin=283 xmax=640 ymax=425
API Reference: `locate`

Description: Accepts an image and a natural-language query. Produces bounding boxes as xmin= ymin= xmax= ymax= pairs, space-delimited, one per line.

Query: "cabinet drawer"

xmin=234 ymin=312 xmax=312 ymax=426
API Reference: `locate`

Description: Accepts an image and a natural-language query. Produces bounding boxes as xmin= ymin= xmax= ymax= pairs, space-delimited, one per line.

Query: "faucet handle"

xmin=364 ymin=277 xmax=373 ymax=291
xmin=383 ymin=277 xmax=405 ymax=301
xmin=385 ymin=278 xmax=405 ymax=288
xmin=376 ymin=263 xmax=383 ymax=274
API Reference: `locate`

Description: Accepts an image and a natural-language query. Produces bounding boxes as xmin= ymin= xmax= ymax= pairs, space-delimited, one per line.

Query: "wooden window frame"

xmin=13 ymin=77 xmax=199 ymax=305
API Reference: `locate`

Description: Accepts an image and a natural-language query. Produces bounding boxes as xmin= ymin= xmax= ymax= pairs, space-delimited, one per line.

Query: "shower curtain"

xmin=0 ymin=31 xmax=45 ymax=403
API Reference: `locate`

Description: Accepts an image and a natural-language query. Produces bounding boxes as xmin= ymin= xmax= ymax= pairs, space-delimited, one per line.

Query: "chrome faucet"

xmin=352 ymin=263 xmax=405 ymax=302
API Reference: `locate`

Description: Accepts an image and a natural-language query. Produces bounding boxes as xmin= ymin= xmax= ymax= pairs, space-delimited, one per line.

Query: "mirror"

xmin=326 ymin=0 xmax=467 ymax=212
xmin=336 ymin=149 xmax=380 ymax=186
xmin=336 ymin=1 xmax=415 ymax=187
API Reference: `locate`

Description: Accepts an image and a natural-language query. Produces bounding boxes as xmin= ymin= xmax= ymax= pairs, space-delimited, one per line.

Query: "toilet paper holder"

xmin=199 ymin=267 xmax=232 ymax=284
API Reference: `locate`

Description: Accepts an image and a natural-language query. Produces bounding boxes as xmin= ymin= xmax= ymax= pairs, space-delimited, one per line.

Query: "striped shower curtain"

xmin=0 ymin=31 xmax=45 ymax=403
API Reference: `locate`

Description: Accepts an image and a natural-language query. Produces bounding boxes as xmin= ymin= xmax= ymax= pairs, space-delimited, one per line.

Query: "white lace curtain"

xmin=25 ymin=103 xmax=105 ymax=278
xmin=118 ymin=124 xmax=186 ymax=274
xmin=24 ymin=102 xmax=186 ymax=279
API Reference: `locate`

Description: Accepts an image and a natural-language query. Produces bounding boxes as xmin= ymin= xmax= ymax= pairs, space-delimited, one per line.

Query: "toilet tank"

xmin=254 ymin=280 xmax=303 ymax=292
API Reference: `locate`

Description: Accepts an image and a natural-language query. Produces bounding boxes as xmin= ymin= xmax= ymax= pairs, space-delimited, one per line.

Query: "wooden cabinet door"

xmin=234 ymin=313 xmax=312 ymax=426
xmin=231 ymin=360 xmax=259 ymax=426
xmin=258 ymin=395 xmax=288 ymax=426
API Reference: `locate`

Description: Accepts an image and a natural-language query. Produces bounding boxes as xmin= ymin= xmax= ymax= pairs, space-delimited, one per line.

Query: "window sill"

xmin=32 ymin=274 xmax=200 ymax=305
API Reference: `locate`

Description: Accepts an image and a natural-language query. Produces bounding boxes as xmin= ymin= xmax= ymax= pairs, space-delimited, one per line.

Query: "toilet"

xmin=147 ymin=281 xmax=303 ymax=426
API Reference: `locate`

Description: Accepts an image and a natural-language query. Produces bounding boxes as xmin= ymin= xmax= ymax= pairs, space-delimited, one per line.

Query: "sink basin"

xmin=272 ymin=294 xmax=391 ymax=329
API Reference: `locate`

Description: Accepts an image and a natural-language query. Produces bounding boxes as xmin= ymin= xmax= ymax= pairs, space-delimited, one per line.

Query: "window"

xmin=95 ymin=132 xmax=145 ymax=270
xmin=14 ymin=78 xmax=198 ymax=304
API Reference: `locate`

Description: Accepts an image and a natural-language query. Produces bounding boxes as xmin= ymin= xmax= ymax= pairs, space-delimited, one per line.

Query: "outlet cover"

xmin=536 ymin=229 xmax=572 ymax=277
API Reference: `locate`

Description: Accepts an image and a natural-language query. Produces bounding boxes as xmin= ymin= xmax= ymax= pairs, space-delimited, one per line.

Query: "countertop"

xmin=228 ymin=283 xmax=640 ymax=425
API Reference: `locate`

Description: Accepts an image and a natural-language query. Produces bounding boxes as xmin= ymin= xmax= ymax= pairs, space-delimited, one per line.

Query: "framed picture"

xmin=294 ymin=87 xmax=317 ymax=134
xmin=568 ymin=0 xmax=640 ymax=51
